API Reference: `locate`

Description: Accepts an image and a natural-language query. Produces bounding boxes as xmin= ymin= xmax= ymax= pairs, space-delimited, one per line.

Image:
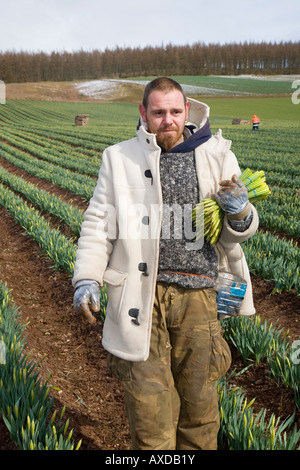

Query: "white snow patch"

xmin=74 ymin=78 xmax=251 ymax=99
xmin=74 ymin=80 xmax=120 ymax=99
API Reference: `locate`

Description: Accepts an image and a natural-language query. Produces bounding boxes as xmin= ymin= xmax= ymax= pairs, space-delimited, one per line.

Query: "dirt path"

xmin=0 ymin=159 xmax=299 ymax=450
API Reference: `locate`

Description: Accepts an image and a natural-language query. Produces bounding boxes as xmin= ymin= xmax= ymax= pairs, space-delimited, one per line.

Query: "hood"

xmin=186 ymin=97 xmax=210 ymax=129
xmin=137 ymin=96 xmax=212 ymax=153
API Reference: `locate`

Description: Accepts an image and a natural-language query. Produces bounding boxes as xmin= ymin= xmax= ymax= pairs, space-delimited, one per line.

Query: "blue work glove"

xmin=73 ymin=280 xmax=100 ymax=324
xmin=212 ymin=174 xmax=249 ymax=216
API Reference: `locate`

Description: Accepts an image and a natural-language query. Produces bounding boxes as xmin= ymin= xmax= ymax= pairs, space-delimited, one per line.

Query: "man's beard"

xmin=155 ymin=126 xmax=184 ymax=152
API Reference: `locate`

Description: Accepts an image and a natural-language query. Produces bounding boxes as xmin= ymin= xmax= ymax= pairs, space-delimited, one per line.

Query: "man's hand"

xmin=73 ymin=281 xmax=100 ymax=325
xmin=212 ymin=174 xmax=249 ymax=215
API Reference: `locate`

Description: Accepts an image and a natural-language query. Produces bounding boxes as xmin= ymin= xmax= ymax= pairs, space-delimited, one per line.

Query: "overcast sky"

xmin=0 ymin=0 xmax=299 ymax=53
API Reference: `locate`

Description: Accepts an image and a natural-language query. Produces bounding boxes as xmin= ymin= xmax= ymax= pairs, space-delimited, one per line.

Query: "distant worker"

xmin=252 ymin=114 xmax=260 ymax=131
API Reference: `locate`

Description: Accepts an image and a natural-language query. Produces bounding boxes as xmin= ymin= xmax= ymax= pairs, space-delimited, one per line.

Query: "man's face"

xmin=139 ymin=89 xmax=190 ymax=151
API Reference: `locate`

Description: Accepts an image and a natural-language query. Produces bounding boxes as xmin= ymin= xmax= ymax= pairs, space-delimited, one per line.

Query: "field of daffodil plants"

xmin=0 ymin=95 xmax=299 ymax=450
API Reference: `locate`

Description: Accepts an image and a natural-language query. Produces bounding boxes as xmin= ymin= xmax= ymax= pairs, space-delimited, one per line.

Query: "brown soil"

xmin=6 ymin=82 xmax=88 ymax=102
xmin=5 ymin=81 xmax=144 ymax=104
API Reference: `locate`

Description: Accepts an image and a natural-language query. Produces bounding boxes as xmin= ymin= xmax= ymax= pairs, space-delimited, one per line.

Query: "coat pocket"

xmin=208 ymin=320 xmax=232 ymax=382
xmin=103 ymin=266 xmax=128 ymax=322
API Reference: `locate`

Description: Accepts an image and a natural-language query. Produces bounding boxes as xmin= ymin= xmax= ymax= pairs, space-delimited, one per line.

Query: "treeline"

xmin=0 ymin=41 xmax=299 ymax=83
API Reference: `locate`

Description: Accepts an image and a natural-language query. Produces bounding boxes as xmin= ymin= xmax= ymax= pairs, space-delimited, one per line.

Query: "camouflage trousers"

xmin=107 ymin=282 xmax=232 ymax=450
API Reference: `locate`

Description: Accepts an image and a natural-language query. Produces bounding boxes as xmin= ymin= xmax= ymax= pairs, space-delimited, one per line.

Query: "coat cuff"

xmin=220 ymin=203 xmax=259 ymax=247
xmin=226 ymin=201 xmax=251 ymax=221
xmin=228 ymin=209 xmax=253 ymax=233
xmin=74 ymin=279 xmax=100 ymax=290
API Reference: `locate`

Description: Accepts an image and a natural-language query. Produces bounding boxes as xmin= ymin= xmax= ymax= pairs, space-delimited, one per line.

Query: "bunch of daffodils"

xmin=193 ymin=168 xmax=271 ymax=245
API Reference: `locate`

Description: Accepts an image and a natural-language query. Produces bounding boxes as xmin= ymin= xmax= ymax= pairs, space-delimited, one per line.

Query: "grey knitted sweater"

xmin=157 ymin=150 xmax=218 ymax=289
xmin=156 ymin=122 xmax=252 ymax=289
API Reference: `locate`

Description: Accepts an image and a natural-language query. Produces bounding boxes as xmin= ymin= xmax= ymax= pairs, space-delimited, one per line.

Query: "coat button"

xmin=142 ymin=216 xmax=150 ymax=225
xmin=144 ymin=169 xmax=153 ymax=185
xmin=138 ymin=263 xmax=149 ymax=276
xmin=146 ymin=138 xmax=150 ymax=144
xmin=128 ymin=308 xmax=140 ymax=325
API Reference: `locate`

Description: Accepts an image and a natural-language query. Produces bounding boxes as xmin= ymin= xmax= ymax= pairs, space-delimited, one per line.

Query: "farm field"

xmin=124 ymin=74 xmax=298 ymax=96
xmin=5 ymin=74 xmax=299 ymax=104
xmin=0 ymin=87 xmax=299 ymax=450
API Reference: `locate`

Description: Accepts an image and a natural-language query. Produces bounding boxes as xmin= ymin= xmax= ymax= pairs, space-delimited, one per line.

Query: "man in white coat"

xmin=73 ymin=77 xmax=259 ymax=450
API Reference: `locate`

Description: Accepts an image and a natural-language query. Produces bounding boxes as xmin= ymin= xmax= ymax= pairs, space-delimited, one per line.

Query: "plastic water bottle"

xmin=215 ymin=273 xmax=247 ymax=317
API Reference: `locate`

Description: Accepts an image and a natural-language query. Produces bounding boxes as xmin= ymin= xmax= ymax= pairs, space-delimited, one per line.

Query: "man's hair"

xmin=142 ymin=77 xmax=187 ymax=108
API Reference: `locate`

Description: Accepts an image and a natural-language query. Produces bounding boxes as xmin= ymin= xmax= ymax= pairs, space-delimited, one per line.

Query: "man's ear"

xmin=139 ymin=104 xmax=147 ymax=122
xmin=185 ymin=100 xmax=190 ymax=121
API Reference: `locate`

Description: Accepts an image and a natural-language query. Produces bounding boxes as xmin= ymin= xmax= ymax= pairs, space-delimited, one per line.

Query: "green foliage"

xmin=243 ymin=231 xmax=300 ymax=294
xmin=0 ymin=282 xmax=81 ymax=450
xmin=222 ymin=315 xmax=286 ymax=364
xmin=218 ymin=375 xmax=300 ymax=450
xmin=207 ymin=96 xmax=300 ymax=122
xmin=0 ymin=99 xmax=139 ymax=131
xmin=0 ymin=182 xmax=77 ymax=275
xmin=170 ymin=75 xmax=296 ymax=95
xmin=0 ymin=165 xmax=84 ymax=237
xmin=222 ymin=315 xmax=300 ymax=411
xmin=0 ymin=139 xmax=97 ymax=201
xmin=268 ymin=339 xmax=300 ymax=410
